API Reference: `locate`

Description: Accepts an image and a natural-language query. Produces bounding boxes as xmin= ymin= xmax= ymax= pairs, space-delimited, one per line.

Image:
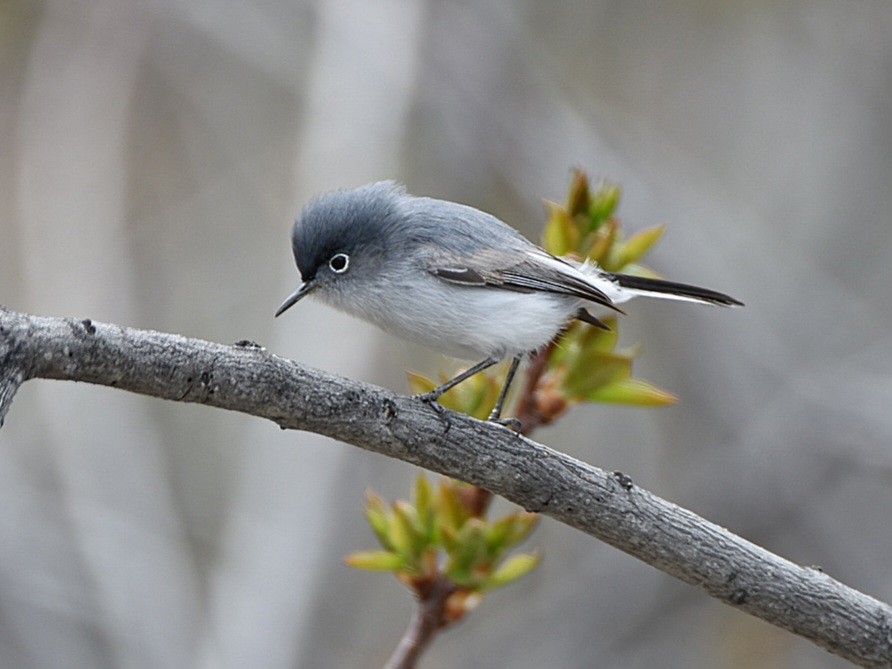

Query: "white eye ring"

xmin=329 ymin=253 xmax=350 ymax=273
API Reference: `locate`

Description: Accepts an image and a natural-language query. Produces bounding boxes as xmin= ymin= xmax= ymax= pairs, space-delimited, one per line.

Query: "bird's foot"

xmin=416 ymin=391 xmax=445 ymax=413
xmin=417 ymin=391 xmax=452 ymax=433
xmin=488 ymin=415 xmax=522 ymax=432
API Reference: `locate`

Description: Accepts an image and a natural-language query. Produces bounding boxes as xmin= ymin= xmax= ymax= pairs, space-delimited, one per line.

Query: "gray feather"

xmin=425 ymin=247 xmax=619 ymax=311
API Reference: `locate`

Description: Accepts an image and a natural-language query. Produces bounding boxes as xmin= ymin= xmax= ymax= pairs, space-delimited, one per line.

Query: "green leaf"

xmin=485 ymin=515 xmax=514 ymax=552
xmin=585 ymin=377 xmax=678 ymax=407
xmin=502 ymin=513 xmax=540 ymax=548
xmin=549 ymin=323 xmax=583 ymax=367
xmin=542 ymin=204 xmax=579 ymax=256
xmin=407 ymin=372 xmax=437 ymax=395
xmin=613 ymin=225 xmax=665 ymax=269
xmin=577 ymin=316 xmax=619 ymax=353
xmin=483 ymin=553 xmax=541 ymax=591
xmin=436 ymin=481 xmax=470 ymax=535
xmin=486 ymin=513 xmax=540 ymax=555
xmin=588 ymin=182 xmax=621 ymax=231
xmin=364 ymin=491 xmax=393 ymax=550
xmin=582 ymin=218 xmax=617 ymax=264
xmin=446 ymin=519 xmax=489 ymax=587
xmin=617 ymin=262 xmax=661 ymax=279
xmin=439 ymin=524 xmax=460 ymax=554
xmin=390 ymin=500 xmax=422 ymax=558
xmin=345 ymin=550 xmax=406 ymax=572
xmin=414 ymin=475 xmax=434 ymax=530
xmin=564 ymin=351 xmax=632 ymax=399
xmin=567 ymin=170 xmax=592 ymax=218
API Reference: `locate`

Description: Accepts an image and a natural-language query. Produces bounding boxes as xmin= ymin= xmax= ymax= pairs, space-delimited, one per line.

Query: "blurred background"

xmin=2 ymin=1 xmax=891 ymax=667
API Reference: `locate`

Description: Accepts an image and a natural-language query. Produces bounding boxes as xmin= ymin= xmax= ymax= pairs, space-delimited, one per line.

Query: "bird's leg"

xmin=488 ymin=355 xmax=522 ymax=430
xmin=416 ymin=356 xmax=501 ymax=410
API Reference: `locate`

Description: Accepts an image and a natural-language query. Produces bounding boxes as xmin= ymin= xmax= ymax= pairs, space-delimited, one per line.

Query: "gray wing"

xmin=425 ymin=247 xmax=621 ymax=312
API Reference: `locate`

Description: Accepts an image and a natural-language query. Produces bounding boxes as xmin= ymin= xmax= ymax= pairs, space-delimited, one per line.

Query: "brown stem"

xmin=384 ymin=576 xmax=457 ymax=669
xmin=513 ymin=342 xmax=557 ymax=435
xmin=464 ymin=343 xmax=556 ymax=517
xmin=388 ymin=346 xmax=557 ymax=666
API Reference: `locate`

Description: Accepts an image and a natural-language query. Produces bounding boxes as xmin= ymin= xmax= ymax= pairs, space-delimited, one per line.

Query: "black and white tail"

xmin=609 ymin=273 xmax=743 ymax=307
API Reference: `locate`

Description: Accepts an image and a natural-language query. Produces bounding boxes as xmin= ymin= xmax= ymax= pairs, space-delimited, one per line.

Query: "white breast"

xmin=318 ymin=271 xmax=581 ymax=361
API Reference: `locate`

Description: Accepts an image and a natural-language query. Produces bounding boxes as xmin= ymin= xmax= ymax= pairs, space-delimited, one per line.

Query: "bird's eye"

xmin=329 ymin=253 xmax=350 ymax=273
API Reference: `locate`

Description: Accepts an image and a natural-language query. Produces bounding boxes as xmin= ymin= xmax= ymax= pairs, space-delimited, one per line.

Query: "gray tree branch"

xmin=1 ymin=306 xmax=890 ymax=668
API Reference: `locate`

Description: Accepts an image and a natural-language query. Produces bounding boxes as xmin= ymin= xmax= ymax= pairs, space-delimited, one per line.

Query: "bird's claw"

xmin=489 ymin=416 xmax=522 ymax=432
xmin=416 ymin=391 xmax=445 ymax=412
xmin=417 ymin=392 xmax=452 ymax=433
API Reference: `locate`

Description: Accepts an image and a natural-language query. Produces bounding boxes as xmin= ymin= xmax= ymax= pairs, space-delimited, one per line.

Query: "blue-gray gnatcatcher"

xmin=276 ymin=181 xmax=741 ymax=423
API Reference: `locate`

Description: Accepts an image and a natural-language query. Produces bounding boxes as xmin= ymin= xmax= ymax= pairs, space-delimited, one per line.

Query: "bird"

xmin=276 ymin=181 xmax=742 ymax=424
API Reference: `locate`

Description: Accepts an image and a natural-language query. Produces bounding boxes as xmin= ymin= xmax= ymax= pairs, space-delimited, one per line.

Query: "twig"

xmin=384 ymin=576 xmax=458 ymax=669
xmin=514 ymin=342 xmax=558 ymax=434
xmin=464 ymin=343 xmax=557 ymax=517
xmin=385 ymin=346 xmax=557 ymax=667
xmin=2 ymin=307 xmax=891 ymax=668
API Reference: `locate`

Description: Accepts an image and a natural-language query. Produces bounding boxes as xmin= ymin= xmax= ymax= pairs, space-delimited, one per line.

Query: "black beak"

xmin=275 ymin=279 xmax=319 ymax=317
